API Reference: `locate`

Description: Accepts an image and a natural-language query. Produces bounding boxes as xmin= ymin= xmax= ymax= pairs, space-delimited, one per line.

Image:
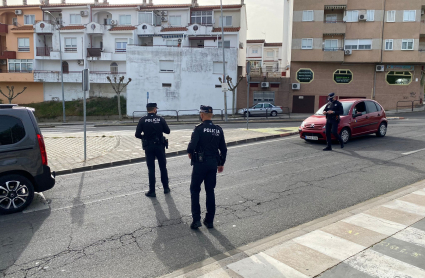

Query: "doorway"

xmin=292 ymin=95 xmax=315 ymax=113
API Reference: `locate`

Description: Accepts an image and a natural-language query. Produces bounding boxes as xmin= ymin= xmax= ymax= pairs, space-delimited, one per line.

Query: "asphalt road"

xmin=1 ymin=115 xmax=425 ymax=278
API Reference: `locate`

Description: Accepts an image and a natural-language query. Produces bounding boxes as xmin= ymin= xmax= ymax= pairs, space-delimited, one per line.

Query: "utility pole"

xmin=220 ymin=0 xmax=228 ymax=121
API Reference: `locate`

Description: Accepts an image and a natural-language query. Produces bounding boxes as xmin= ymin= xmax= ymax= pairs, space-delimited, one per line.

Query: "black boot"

xmin=190 ymin=220 xmax=202 ymax=229
xmin=323 ymin=146 xmax=332 ymax=151
xmin=145 ymin=191 xmax=156 ymax=197
xmin=163 ymin=185 xmax=170 ymax=194
xmin=340 ymin=141 xmax=344 ymax=149
xmin=203 ymin=218 xmax=214 ymax=229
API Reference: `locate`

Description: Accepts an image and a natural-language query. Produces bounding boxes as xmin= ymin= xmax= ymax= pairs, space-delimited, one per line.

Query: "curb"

xmin=387 ymin=117 xmax=405 ymax=120
xmin=54 ymin=132 xmax=299 ymax=176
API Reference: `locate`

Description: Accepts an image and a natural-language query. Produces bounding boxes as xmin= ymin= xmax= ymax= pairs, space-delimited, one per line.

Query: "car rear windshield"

xmin=0 ymin=115 xmax=26 ymax=145
xmin=315 ymin=102 xmax=354 ymax=116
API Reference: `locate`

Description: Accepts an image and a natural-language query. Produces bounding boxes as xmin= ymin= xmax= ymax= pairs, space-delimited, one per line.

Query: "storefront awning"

xmin=325 ymin=5 xmax=346 ymax=10
xmin=189 ymin=36 xmax=221 ymax=41
xmin=161 ymin=34 xmax=184 ymax=39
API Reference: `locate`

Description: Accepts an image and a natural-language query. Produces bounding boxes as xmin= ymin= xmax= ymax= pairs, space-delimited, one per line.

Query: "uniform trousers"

xmin=190 ymin=159 xmax=218 ymax=223
xmin=145 ymin=144 xmax=168 ymax=192
xmin=325 ymin=120 xmax=343 ymax=147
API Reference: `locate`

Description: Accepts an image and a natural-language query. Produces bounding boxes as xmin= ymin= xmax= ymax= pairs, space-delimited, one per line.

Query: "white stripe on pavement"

xmin=412 ymin=189 xmax=425 ymax=196
xmin=227 ymin=252 xmax=309 ymax=278
xmin=293 ymin=230 xmax=365 ymax=261
xmin=345 ymin=249 xmax=425 ymax=278
xmin=341 ymin=213 xmax=406 ymax=236
xmin=382 ymin=200 xmax=425 ymax=217
xmin=392 ymin=227 xmax=425 ymax=249
xmin=402 ymin=148 xmax=425 ymax=155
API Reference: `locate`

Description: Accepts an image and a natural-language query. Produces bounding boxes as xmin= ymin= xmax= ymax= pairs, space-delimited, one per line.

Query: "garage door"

xmin=292 ymin=96 xmax=315 ymax=113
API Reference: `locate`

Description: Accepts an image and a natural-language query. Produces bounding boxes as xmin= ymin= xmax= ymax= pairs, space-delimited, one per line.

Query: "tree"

xmin=0 ymin=86 xmax=27 ymax=104
xmin=106 ymin=76 xmax=131 ymax=121
xmin=219 ymin=75 xmax=243 ymax=115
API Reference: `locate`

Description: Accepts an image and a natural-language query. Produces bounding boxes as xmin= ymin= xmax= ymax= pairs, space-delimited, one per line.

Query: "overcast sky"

xmin=7 ymin=0 xmax=283 ymax=42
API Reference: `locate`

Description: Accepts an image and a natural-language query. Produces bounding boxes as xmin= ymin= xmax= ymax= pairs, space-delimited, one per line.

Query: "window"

xmin=267 ymin=51 xmax=274 ymax=57
xmin=386 ymin=71 xmax=412 ymax=85
xmin=65 ymin=38 xmax=77 ymax=52
xmin=169 ymin=15 xmax=181 ymax=26
xmin=138 ymin=12 xmax=153 ymax=24
xmin=213 ymin=62 xmax=226 ymax=74
xmin=191 ymin=11 xmax=213 ymax=25
xmin=253 ymin=92 xmax=275 ymax=105
xmin=24 ymin=14 xmax=35 ymax=25
xmin=115 ymin=39 xmax=127 ymax=52
xmin=302 ymin=10 xmax=314 ymax=21
xmin=387 ymin=11 xmax=396 ymax=22
xmin=345 ymin=10 xmax=359 ymax=22
xmin=334 ymin=69 xmax=353 ymax=84
xmin=345 ymin=39 xmax=372 ymax=50
xmin=219 ymin=16 xmax=232 ymax=27
xmin=325 ymin=14 xmax=337 ymax=23
xmin=12 ymin=17 xmax=17 ymax=26
xmin=365 ymin=101 xmax=378 ymax=113
xmin=254 ymin=103 xmax=263 ymax=108
xmin=218 ymin=41 xmax=231 ymax=48
xmin=0 ymin=116 xmax=26 ymax=146
xmin=385 ymin=39 xmax=393 ymax=50
xmin=8 ymin=59 xmax=33 ymax=72
xmin=162 ymin=83 xmax=172 ymax=87
xmin=367 ymin=10 xmax=375 ymax=21
xmin=159 ymin=60 xmax=174 ymax=72
xmin=402 ymin=39 xmax=414 ymax=50
xmin=119 ymin=15 xmax=131 ymax=25
xmin=18 ymin=38 xmax=30 ymax=52
xmin=166 ymin=39 xmax=179 ymax=47
xmin=104 ymin=17 xmax=112 ymax=25
xmin=252 ymin=48 xmax=258 ymax=54
xmin=266 ymin=66 xmax=273 ymax=72
xmin=62 ymin=61 xmax=69 ymax=74
xmin=110 ymin=62 xmax=118 ymax=74
xmin=324 ymin=39 xmax=338 ymax=51
xmin=301 ymin=38 xmax=313 ymax=49
xmin=403 ymin=10 xmax=416 ymax=22
xmin=70 ymin=14 xmax=81 ymax=24
xmin=353 ymin=102 xmax=366 ymax=115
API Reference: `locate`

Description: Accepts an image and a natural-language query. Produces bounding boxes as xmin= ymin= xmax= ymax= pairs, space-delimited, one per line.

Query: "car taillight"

xmin=37 ymin=134 xmax=48 ymax=166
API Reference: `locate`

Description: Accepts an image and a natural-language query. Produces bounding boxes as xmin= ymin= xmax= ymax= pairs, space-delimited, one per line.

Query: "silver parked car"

xmin=238 ymin=103 xmax=283 ymax=117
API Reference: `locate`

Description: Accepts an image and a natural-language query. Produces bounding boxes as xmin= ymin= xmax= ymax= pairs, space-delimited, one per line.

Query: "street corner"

xmin=23 ymin=193 xmax=50 ymax=214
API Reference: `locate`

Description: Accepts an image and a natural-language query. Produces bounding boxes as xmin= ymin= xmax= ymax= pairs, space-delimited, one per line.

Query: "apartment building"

xmin=289 ymin=0 xmax=425 ymax=113
xmin=246 ymin=39 xmax=283 ymax=76
xmin=0 ymin=5 xmax=44 ymax=104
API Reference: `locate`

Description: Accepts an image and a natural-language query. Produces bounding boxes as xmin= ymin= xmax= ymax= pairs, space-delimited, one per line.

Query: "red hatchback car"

xmin=299 ymin=99 xmax=387 ymax=144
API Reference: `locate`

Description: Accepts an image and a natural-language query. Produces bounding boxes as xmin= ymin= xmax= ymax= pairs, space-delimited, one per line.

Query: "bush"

xmin=23 ymin=96 xmax=126 ymax=119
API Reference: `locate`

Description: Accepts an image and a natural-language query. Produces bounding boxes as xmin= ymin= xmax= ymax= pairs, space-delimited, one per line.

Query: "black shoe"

xmin=145 ymin=191 xmax=156 ymax=197
xmin=203 ymin=219 xmax=214 ymax=229
xmin=190 ymin=221 xmax=202 ymax=230
xmin=164 ymin=187 xmax=170 ymax=194
xmin=340 ymin=143 xmax=344 ymax=149
xmin=323 ymin=146 xmax=332 ymax=151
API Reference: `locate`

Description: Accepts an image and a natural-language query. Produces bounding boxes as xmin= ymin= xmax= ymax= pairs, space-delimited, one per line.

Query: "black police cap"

xmin=200 ymin=105 xmax=213 ymax=113
xmin=146 ymin=103 xmax=158 ymax=108
xmin=328 ymin=93 xmax=335 ymax=98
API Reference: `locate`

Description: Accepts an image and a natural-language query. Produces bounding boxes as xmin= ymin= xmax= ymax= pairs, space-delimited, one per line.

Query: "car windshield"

xmin=315 ymin=102 xmax=354 ymax=116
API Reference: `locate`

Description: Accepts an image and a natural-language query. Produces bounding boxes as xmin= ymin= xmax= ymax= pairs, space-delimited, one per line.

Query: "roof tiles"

xmin=212 ymin=27 xmax=240 ymax=32
xmin=161 ymin=27 xmax=188 ymax=32
xmin=264 ymin=43 xmax=282 ymax=47
xmin=11 ymin=26 xmax=34 ymax=31
xmin=109 ymin=26 xmax=137 ymax=31
xmin=60 ymin=25 xmax=85 ymax=30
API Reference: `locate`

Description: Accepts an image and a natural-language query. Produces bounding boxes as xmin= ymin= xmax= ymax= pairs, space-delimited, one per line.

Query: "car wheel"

xmin=340 ymin=128 xmax=351 ymax=144
xmin=376 ymin=122 xmax=387 ymax=137
xmin=271 ymin=111 xmax=277 ymax=117
xmin=0 ymin=175 xmax=34 ymax=214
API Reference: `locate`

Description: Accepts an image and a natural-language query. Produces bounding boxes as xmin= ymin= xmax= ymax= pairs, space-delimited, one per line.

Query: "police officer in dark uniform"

xmin=135 ymin=103 xmax=171 ymax=197
xmin=187 ymin=105 xmax=227 ymax=229
xmin=323 ymin=93 xmax=344 ymax=151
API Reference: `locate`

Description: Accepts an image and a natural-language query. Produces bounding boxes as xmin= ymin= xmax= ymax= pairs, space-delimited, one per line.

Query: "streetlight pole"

xmin=220 ymin=0 xmax=228 ymax=122
xmin=45 ymin=11 xmax=66 ymax=122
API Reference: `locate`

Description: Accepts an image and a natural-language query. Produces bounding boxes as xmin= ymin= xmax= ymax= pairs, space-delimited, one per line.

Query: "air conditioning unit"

xmin=178 ymin=38 xmax=182 ymax=43
xmin=261 ymin=82 xmax=269 ymax=88
xmin=344 ymin=49 xmax=352 ymax=55
xmin=292 ymin=83 xmax=300 ymax=90
xmin=359 ymin=14 xmax=366 ymax=21
xmin=15 ymin=10 xmax=23 ymax=15
xmin=110 ymin=20 xmax=118 ymax=25
xmin=160 ymin=11 xmax=168 ymax=16
xmin=80 ymin=11 xmax=89 ymax=17
xmin=77 ymin=60 xmax=84 ymax=65
xmin=422 ymin=10 xmax=424 ymax=15
xmin=376 ymin=65 xmax=384 ymax=72
xmin=161 ymin=16 xmax=168 ymax=22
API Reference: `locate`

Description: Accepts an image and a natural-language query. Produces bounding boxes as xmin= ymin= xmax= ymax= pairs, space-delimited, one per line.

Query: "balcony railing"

xmin=36 ymin=47 xmax=53 ymax=56
xmin=323 ymin=47 xmax=344 ymax=51
xmin=0 ymin=69 xmax=33 ymax=73
xmin=324 ymin=20 xmax=345 ymax=23
xmin=87 ymin=48 xmax=102 ymax=57
xmin=248 ymin=67 xmax=286 ymax=78
xmin=0 ymin=23 xmax=8 ymax=33
xmin=0 ymin=50 xmax=16 ymax=59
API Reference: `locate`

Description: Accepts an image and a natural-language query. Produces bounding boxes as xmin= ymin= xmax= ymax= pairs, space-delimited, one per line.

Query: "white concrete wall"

xmin=60 ymin=7 xmax=91 ymax=26
xmin=43 ymin=82 xmax=126 ymax=101
xmin=213 ymin=10 xmax=241 ymax=28
xmin=126 ymin=45 xmax=237 ymax=116
xmin=238 ymin=5 xmax=248 ymax=70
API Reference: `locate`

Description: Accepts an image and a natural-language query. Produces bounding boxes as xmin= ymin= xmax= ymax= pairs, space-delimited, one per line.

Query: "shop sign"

xmin=296 ymin=68 xmax=314 ymax=83
xmin=334 ymin=70 xmax=353 ymax=84
xmin=386 ymin=65 xmax=414 ymax=71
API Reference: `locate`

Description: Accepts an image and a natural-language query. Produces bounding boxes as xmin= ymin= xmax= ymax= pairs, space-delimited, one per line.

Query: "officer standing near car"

xmin=323 ymin=93 xmax=344 ymax=151
xmin=135 ymin=103 xmax=171 ymax=197
xmin=187 ymin=105 xmax=227 ymax=230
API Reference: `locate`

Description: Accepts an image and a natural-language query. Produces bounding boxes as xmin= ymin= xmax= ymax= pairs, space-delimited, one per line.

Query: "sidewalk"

xmin=161 ymin=179 xmax=425 ymax=278
xmin=45 ymin=127 xmax=300 ymax=175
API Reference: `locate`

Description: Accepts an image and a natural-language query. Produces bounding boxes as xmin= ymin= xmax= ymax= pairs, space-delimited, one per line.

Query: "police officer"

xmin=135 ymin=103 xmax=171 ymax=197
xmin=187 ymin=105 xmax=227 ymax=229
xmin=323 ymin=93 xmax=344 ymax=151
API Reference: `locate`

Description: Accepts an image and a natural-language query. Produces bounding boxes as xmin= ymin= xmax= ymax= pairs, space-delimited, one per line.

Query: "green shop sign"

xmin=296 ymin=68 xmax=314 ymax=83
xmin=334 ymin=70 xmax=353 ymax=84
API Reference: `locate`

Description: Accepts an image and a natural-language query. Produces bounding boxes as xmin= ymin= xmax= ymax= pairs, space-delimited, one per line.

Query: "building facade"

xmin=289 ymin=0 xmax=425 ymax=113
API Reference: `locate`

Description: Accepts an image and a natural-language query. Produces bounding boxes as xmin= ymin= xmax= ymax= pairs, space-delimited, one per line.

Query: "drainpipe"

xmin=374 ymin=0 xmax=386 ymax=100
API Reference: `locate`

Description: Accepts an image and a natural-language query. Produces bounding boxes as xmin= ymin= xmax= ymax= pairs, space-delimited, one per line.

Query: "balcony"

xmin=35 ymin=21 xmax=55 ymax=34
xmin=0 ymin=70 xmax=34 ymax=82
xmin=249 ymin=67 xmax=286 ymax=78
xmin=36 ymin=47 xmax=53 ymax=57
xmin=323 ymin=48 xmax=344 ymax=62
xmin=87 ymin=48 xmax=102 ymax=58
xmin=323 ymin=0 xmax=347 ymax=5
xmin=0 ymin=50 xmax=16 ymax=59
xmin=323 ymin=22 xmax=346 ymax=34
xmin=0 ymin=24 xmax=8 ymax=34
